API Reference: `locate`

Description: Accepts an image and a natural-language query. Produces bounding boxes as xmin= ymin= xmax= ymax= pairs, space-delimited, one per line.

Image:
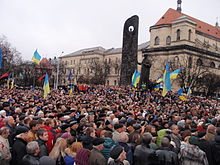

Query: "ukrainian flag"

xmin=69 ymin=85 xmax=73 ymax=96
xmin=187 ymin=87 xmax=192 ymax=96
xmin=154 ymin=84 xmax=163 ymax=91
xmin=43 ymin=73 xmax=50 ymax=99
xmin=132 ymin=70 xmax=140 ymax=88
xmin=162 ymin=62 xmax=171 ymax=96
xmin=170 ymin=68 xmax=181 ymax=79
xmin=10 ymin=79 xmax=14 ymax=89
xmin=156 ymin=76 xmax=163 ymax=83
xmin=177 ymin=88 xmax=187 ymax=101
xmin=32 ymin=50 xmax=41 ymax=64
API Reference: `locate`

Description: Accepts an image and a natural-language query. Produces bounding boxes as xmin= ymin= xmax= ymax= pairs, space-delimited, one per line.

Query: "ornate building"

xmin=59 ymin=42 xmax=149 ymax=86
xmin=142 ymin=7 xmax=220 ymax=91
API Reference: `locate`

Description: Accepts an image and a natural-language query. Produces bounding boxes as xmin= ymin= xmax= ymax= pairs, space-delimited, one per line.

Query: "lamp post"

xmin=55 ymin=51 xmax=64 ymax=89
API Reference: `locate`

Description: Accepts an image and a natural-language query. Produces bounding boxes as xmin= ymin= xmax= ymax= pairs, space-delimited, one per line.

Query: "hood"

xmin=103 ymin=137 xmax=115 ymax=148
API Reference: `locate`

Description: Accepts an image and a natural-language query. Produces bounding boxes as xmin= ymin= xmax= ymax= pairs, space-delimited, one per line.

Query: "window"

xmin=106 ymin=80 xmax=109 ymax=86
xmin=210 ymin=62 xmax=215 ymax=68
xmin=177 ymin=29 xmax=180 ymax=41
xmin=166 ymin=36 xmax=171 ymax=45
xmin=115 ymin=67 xmax=118 ymax=74
xmin=188 ymin=29 xmax=192 ymax=41
xmin=196 ymin=59 xmax=203 ymax=66
xmin=154 ymin=36 xmax=160 ymax=45
xmin=109 ymin=58 xmax=111 ymax=64
xmin=188 ymin=57 xmax=192 ymax=68
xmin=114 ymin=80 xmax=117 ymax=86
xmin=71 ymin=60 xmax=72 ymax=65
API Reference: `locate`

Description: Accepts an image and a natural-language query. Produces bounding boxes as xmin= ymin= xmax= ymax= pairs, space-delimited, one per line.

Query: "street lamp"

xmin=55 ymin=51 xmax=64 ymax=89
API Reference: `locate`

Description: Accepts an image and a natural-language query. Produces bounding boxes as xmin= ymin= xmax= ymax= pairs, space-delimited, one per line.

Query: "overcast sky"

xmin=0 ymin=0 xmax=219 ymax=60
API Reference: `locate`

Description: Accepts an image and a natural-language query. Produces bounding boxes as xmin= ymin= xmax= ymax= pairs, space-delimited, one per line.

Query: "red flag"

xmin=0 ymin=73 xmax=8 ymax=79
xmin=37 ymin=74 xmax=46 ymax=81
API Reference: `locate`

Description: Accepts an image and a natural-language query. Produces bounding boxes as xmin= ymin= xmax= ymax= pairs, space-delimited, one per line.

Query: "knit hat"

xmin=92 ymin=138 xmax=105 ymax=146
xmin=15 ymin=126 xmax=29 ymax=136
xmin=61 ymin=132 xmax=72 ymax=139
xmin=110 ymin=145 xmax=124 ymax=160
xmin=75 ymin=148 xmax=91 ymax=165
xmin=189 ymin=136 xmax=199 ymax=145
xmin=39 ymin=156 xmax=56 ymax=165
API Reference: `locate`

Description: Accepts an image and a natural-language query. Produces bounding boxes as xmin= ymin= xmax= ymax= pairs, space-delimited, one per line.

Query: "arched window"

xmin=177 ymin=29 xmax=180 ymax=41
xmin=188 ymin=29 xmax=192 ymax=41
xmin=210 ymin=62 xmax=215 ymax=68
xmin=154 ymin=36 xmax=160 ymax=45
xmin=196 ymin=59 xmax=203 ymax=66
xmin=166 ymin=36 xmax=171 ymax=45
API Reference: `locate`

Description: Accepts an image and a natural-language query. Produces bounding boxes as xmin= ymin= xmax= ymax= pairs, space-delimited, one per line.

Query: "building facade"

xmin=142 ymin=8 xmax=220 ymax=91
xmin=59 ymin=43 xmax=149 ymax=86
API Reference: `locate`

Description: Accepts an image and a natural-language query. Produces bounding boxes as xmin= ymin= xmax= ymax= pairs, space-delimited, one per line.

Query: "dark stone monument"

xmin=119 ymin=15 xmax=139 ymax=86
xmin=140 ymin=56 xmax=152 ymax=89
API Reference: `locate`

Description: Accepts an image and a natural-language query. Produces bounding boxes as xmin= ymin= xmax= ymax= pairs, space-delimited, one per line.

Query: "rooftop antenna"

xmin=177 ymin=0 xmax=182 ymax=13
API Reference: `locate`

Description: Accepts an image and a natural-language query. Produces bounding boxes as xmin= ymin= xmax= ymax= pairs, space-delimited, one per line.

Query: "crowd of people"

xmin=0 ymin=85 xmax=220 ymax=165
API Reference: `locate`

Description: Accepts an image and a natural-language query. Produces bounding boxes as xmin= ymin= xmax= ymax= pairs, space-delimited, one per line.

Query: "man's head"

xmin=37 ymin=129 xmax=48 ymax=142
xmin=0 ymin=127 xmax=10 ymax=139
xmin=26 ymin=141 xmax=40 ymax=156
xmin=110 ymin=145 xmax=126 ymax=162
xmin=92 ymin=138 xmax=105 ymax=151
xmin=142 ymin=132 xmax=152 ymax=145
xmin=171 ymin=124 xmax=179 ymax=135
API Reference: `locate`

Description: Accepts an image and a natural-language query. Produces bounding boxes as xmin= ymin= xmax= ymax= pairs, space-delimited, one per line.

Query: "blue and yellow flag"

xmin=162 ymin=62 xmax=171 ymax=96
xmin=170 ymin=68 xmax=181 ymax=79
xmin=32 ymin=50 xmax=41 ymax=64
xmin=177 ymin=88 xmax=187 ymax=101
xmin=43 ymin=73 xmax=50 ymax=99
xmin=132 ymin=70 xmax=140 ymax=88
xmin=187 ymin=87 xmax=192 ymax=96
xmin=156 ymin=76 xmax=163 ymax=83
xmin=69 ymin=85 xmax=73 ymax=96
xmin=154 ymin=84 xmax=163 ymax=91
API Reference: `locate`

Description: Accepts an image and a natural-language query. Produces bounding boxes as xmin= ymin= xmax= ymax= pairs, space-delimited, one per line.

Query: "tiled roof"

xmin=155 ymin=8 xmax=220 ymax=39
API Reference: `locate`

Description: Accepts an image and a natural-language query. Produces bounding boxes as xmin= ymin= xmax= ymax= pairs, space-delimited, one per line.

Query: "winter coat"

xmin=88 ymin=148 xmax=106 ymax=165
xmin=101 ymin=137 xmax=116 ymax=160
xmin=22 ymin=154 xmax=40 ymax=165
xmin=11 ymin=137 xmax=27 ymax=165
xmin=178 ymin=142 xmax=208 ymax=165
xmin=0 ymin=135 xmax=11 ymax=165
xmin=134 ymin=144 xmax=157 ymax=165
xmin=81 ymin=135 xmax=94 ymax=150
xmin=197 ymin=138 xmax=215 ymax=165
xmin=212 ymin=134 xmax=220 ymax=165
xmin=118 ymin=142 xmax=133 ymax=165
xmin=37 ymin=138 xmax=48 ymax=157
xmin=42 ymin=125 xmax=56 ymax=153
xmin=156 ymin=147 xmax=178 ymax=165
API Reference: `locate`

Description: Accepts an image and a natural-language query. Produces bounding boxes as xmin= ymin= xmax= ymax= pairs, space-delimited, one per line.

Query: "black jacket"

xmin=156 ymin=147 xmax=178 ymax=165
xmin=212 ymin=134 xmax=220 ymax=165
xmin=22 ymin=154 xmax=39 ymax=165
xmin=134 ymin=144 xmax=157 ymax=165
xmin=36 ymin=139 xmax=48 ymax=157
xmin=11 ymin=137 xmax=27 ymax=165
